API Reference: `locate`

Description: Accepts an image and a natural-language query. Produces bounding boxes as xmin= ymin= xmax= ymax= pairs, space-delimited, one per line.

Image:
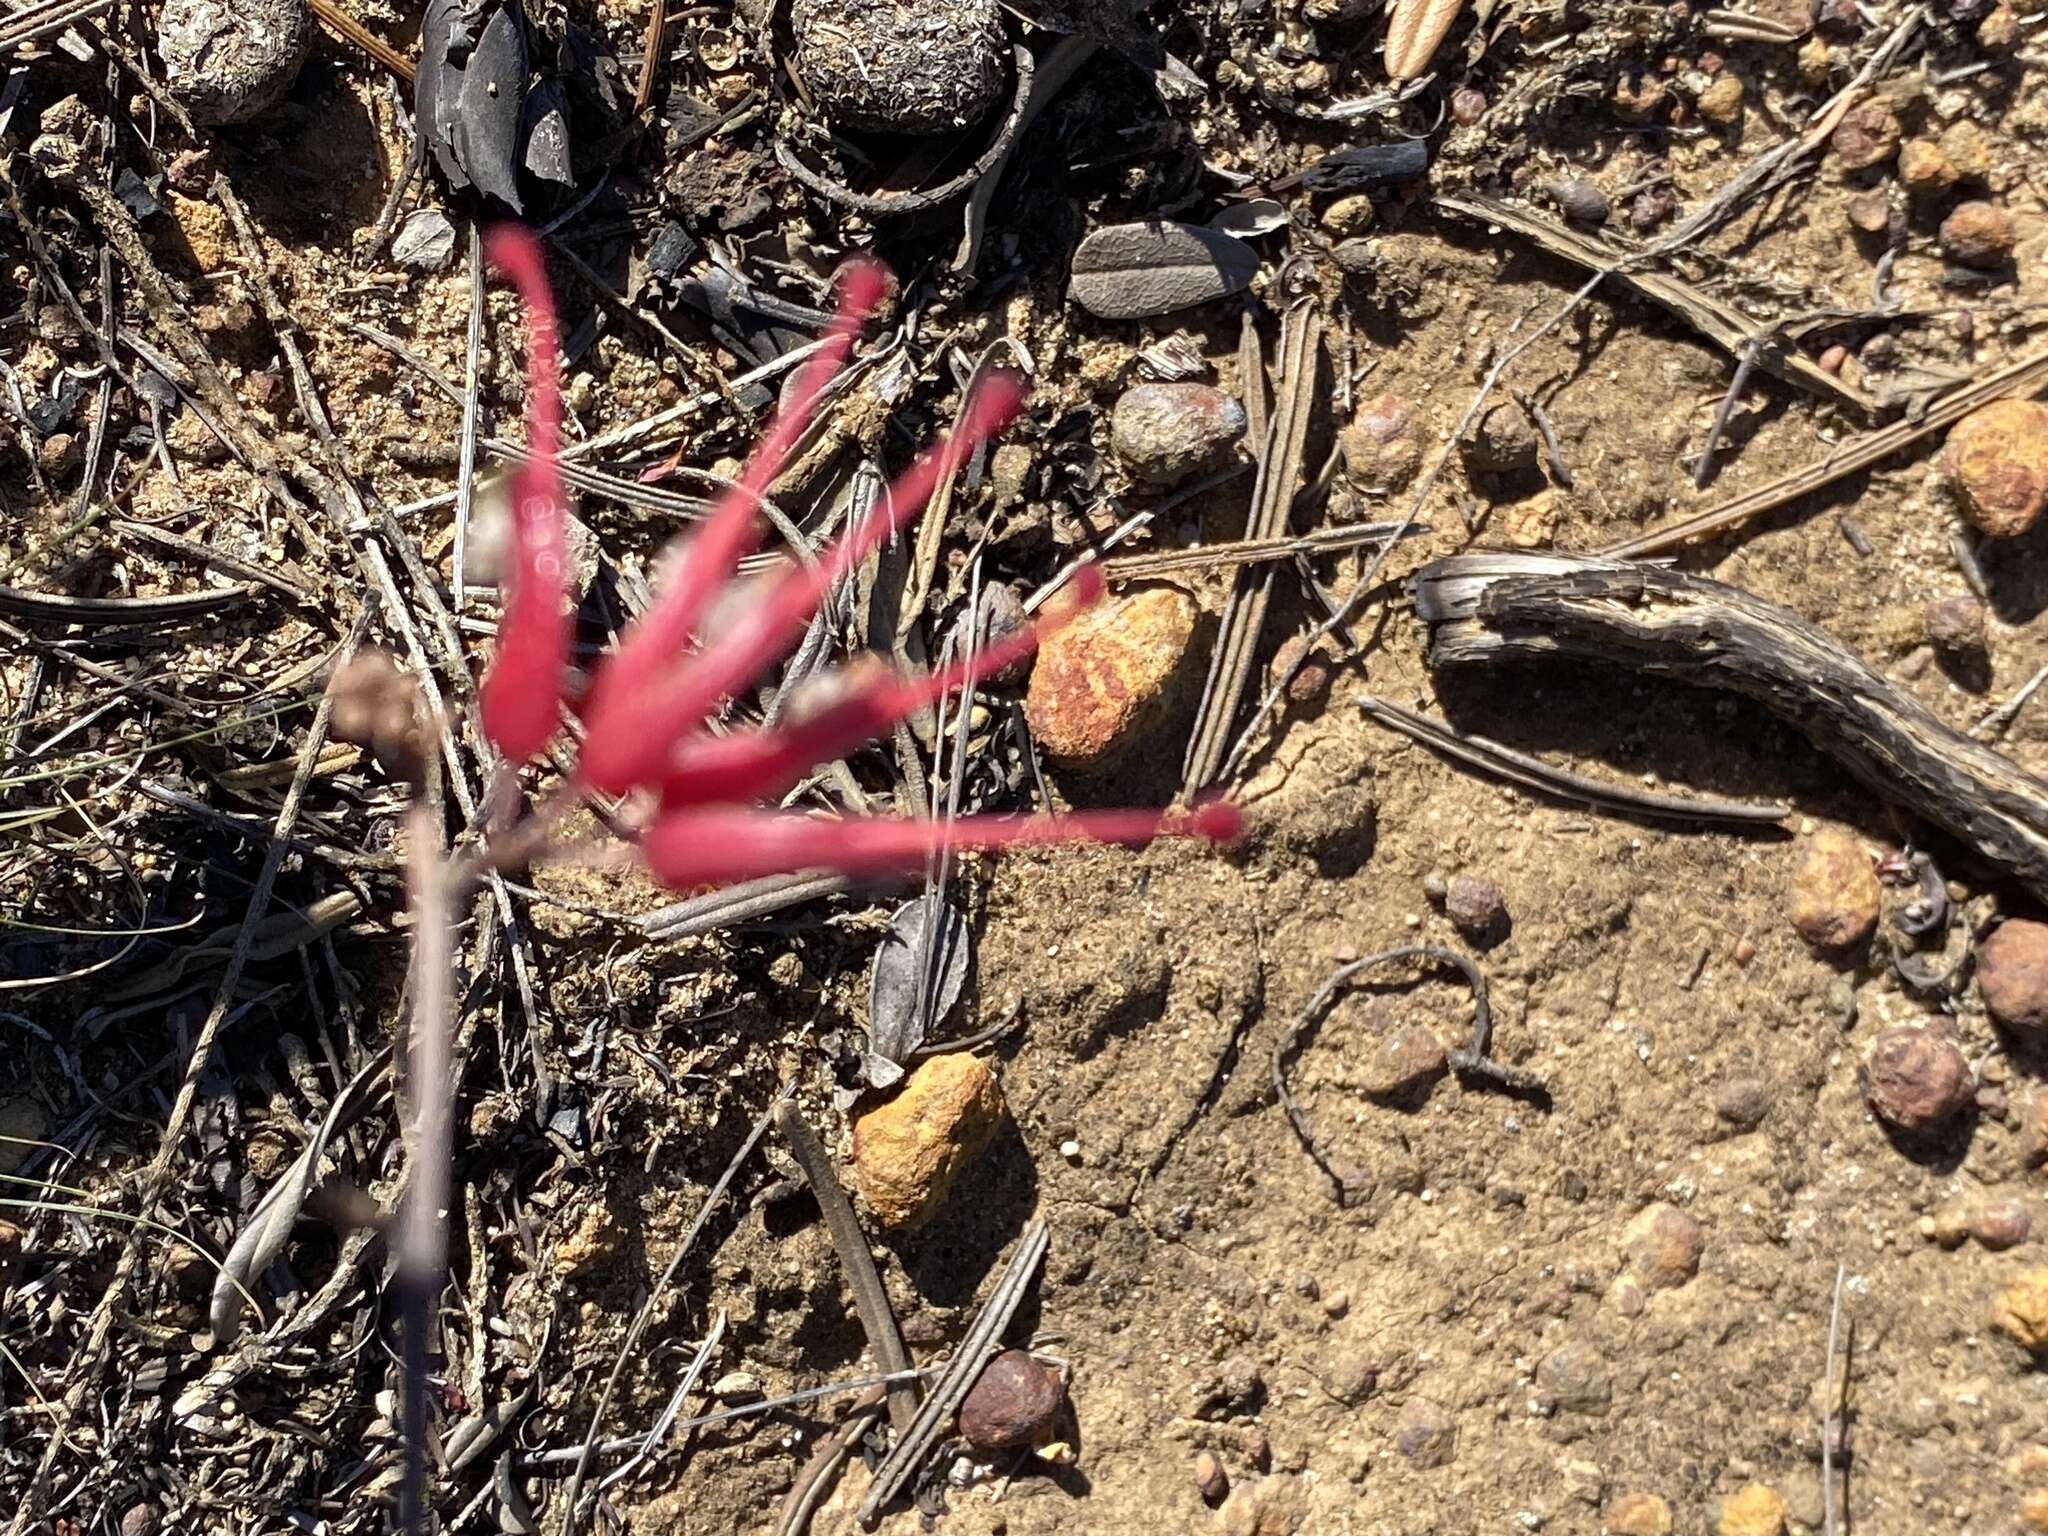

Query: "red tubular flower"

xmin=474 ymin=226 xmax=1243 ymax=889
xmin=644 ymin=802 xmax=1245 ymax=890
xmin=658 ymin=566 xmax=1106 ymax=809
xmin=476 ymin=226 xmax=573 ymax=764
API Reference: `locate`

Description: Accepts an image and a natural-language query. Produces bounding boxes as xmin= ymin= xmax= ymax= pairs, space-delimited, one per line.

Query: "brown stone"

xmin=1830 ymin=100 xmax=1899 ymax=170
xmin=1862 ymin=1027 xmax=1972 ymax=1134
xmin=1696 ymin=76 xmax=1746 ymax=128
xmin=1971 ymin=1197 xmax=2032 ymax=1250
xmin=1751 ymin=0 xmax=1815 ymax=35
xmin=1899 ymin=139 xmax=1959 ymax=197
xmin=1941 ymin=201 xmax=2017 ymax=269
xmin=1623 ymin=1201 xmax=1704 ymax=1291
xmin=1994 ymin=1269 xmax=2048 ymax=1350
xmin=1110 ymin=382 xmax=1247 ymax=487
xmin=1194 ymin=1449 xmax=1230 ymax=1504
xmin=1980 ymin=918 xmax=2048 ymax=1037
xmin=1846 ymin=188 xmax=1893 ymax=233
xmin=1393 ymin=1397 xmax=1456 ymax=1467
xmin=1924 ymin=594 xmax=1986 ymax=651
xmin=1357 ymin=1026 xmax=1448 ymax=1103
xmin=851 ymin=1053 xmax=1006 ymax=1228
xmin=1339 ymin=393 xmax=1424 ymax=494
xmin=1611 ymin=1492 xmax=1675 ymax=1536
xmin=958 ymin=1349 xmax=1064 ymax=1449
xmin=1024 ymin=586 xmax=1197 ymax=767
xmin=1612 ymin=75 xmax=1669 ymax=121
xmin=1718 ymin=1484 xmax=1787 ymax=1536
xmin=1945 ymin=399 xmax=2048 ymax=538
xmin=1787 ymin=827 xmax=1880 ymax=952
xmin=1942 ymin=120 xmax=1991 ymax=179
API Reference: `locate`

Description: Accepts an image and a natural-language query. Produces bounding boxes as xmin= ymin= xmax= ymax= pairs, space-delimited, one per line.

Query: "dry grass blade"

xmin=1384 ymin=0 xmax=1467 ymax=81
xmin=1183 ymin=286 xmax=1321 ymax=793
xmin=1597 ymin=344 xmax=2048 ymax=559
xmin=306 ymin=0 xmax=414 ymax=83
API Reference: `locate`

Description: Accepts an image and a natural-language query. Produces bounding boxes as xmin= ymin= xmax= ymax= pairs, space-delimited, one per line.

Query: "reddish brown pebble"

xmin=1924 ymin=594 xmax=1986 ymax=652
xmin=1830 ymin=99 xmax=1900 ymax=171
xmin=1751 ymin=0 xmax=1815 ymax=36
xmin=1816 ymin=0 xmax=1859 ymax=30
xmin=1944 ymin=399 xmax=2048 ymax=538
xmin=1623 ymin=1201 xmax=1704 ymax=1291
xmin=1899 ymin=138 xmax=1959 ymax=198
xmin=1194 ymin=1450 xmax=1230 ymax=1504
xmin=1863 ymin=1027 xmax=1973 ymax=1134
xmin=1450 ymin=87 xmax=1486 ymax=125
xmin=1393 ymin=1397 xmax=1457 ymax=1467
xmin=1787 ymin=827 xmax=1880 ymax=952
xmin=1733 ymin=936 xmax=1757 ymax=965
xmin=1339 ymin=393 xmax=1424 ymax=493
xmin=1025 ymin=586 xmax=1198 ymax=766
xmin=1971 ymin=1198 xmax=2032 ymax=1250
xmin=1978 ymin=918 xmax=2048 ymax=1038
xmin=1270 ymin=633 xmax=1333 ymax=708
xmin=1445 ymin=872 xmax=1510 ymax=941
xmin=1546 ymin=177 xmax=1611 ymax=225
xmin=1357 ymin=1026 xmax=1448 ymax=1103
xmin=959 ymin=1350 xmax=1065 ymax=1450
xmin=1942 ymin=120 xmax=1991 ymax=180
xmin=1819 ymin=345 xmax=1849 ymax=375
xmin=2022 ymin=1091 xmax=2048 ymax=1168
xmin=1111 ymin=382 xmax=1248 ymax=487
xmin=1631 ymin=186 xmax=1679 ymax=233
xmin=1941 ymin=201 xmax=2017 ymax=269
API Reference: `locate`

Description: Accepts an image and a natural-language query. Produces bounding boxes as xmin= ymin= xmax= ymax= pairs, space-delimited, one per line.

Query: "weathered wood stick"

xmin=1413 ymin=551 xmax=2048 ymax=899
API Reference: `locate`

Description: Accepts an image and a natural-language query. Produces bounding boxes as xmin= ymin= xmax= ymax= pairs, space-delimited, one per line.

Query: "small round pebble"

xmin=1714 ymin=1075 xmax=1772 ymax=1130
xmin=158 ymin=0 xmax=312 ymax=126
xmin=1450 ymin=87 xmax=1487 ymax=125
xmin=959 ymin=1350 xmax=1065 ymax=1450
xmin=1444 ymin=873 xmax=1509 ymax=942
xmin=1610 ymin=1492 xmax=1674 ymax=1536
xmin=1538 ymin=1342 xmax=1612 ymax=1415
xmin=1718 ymin=1483 xmax=1787 ymax=1536
xmin=1923 ymin=594 xmax=1986 ymax=653
xmin=1321 ymin=194 xmax=1377 ymax=238
xmin=1994 ymin=1269 xmax=2048 ymax=1351
xmin=1862 ymin=1027 xmax=1972 ymax=1134
xmin=1194 ymin=1449 xmax=1229 ymax=1504
xmin=1941 ymin=201 xmax=2017 ymax=269
xmin=1942 ymin=120 xmax=1991 ymax=179
xmin=1110 ymin=382 xmax=1247 ymax=487
xmin=1787 ymin=827 xmax=1879 ymax=952
xmin=1545 ymin=178 xmax=1611 ymax=224
xmin=1325 ymin=1353 xmax=1378 ymax=1405
xmin=1830 ymin=99 xmax=1900 ymax=170
xmin=1270 ymin=633 xmax=1334 ymax=708
xmin=1340 ymin=393 xmax=1424 ymax=493
xmin=1972 ymin=1197 xmax=2032 ymax=1250
xmin=1463 ymin=403 xmax=1539 ymax=475
xmin=1696 ymin=75 xmax=1746 ymax=127
xmin=1845 ymin=188 xmax=1893 ymax=234
xmin=1393 ymin=1397 xmax=1456 ymax=1467
xmin=1978 ymin=918 xmax=2048 ymax=1037
xmin=1945 ymin=399 xmax=2048 ymax=538
xmin=1357 ymin=1026 xmax=1448 ymax=1103
xmin=1623 ymin=1201 xmax=1703 ymax=1291
xmin=1899 ymin=138 xmax=1960 ymax=198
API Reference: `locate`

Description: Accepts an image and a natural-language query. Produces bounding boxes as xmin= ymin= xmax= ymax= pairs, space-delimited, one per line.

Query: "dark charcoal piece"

xmin=114 ymin=168 xmax=161 ymax=220
xmin=415 ymin=0 xmax=530 ymax=210
xmin=647 ymin=222 xmax=700 ymax=279
xmin=1300 ymin=139 xmax=1430 ymax=193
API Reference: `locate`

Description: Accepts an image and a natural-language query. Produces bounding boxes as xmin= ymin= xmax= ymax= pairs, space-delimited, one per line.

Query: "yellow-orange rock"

xmin=1024 ymin=585 xmax=1197 ymax=767
xmin=1945 ymin=399 xmax=2048 ymax=537
xmin=1610 ymin=1492 xmax=1674 ymax=1536
xmin=851 ymin=1053 xmax=1005 ymax=1229
xmin=1787 ymin=828 xmax=1879 ymax=952
xmin=1995 ymin=1269 xmax=2048 ymax=1351
xmin=1717 ymin=1484 xmax=1785 ymax=1536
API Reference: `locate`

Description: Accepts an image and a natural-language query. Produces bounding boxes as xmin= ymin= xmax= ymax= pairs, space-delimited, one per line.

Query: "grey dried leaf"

xmin=209 ymin=1050 xmax=388 ymax=1342
xmin=1069 ymin=221 xmax=1260 ymax=320
xmin=867 ymin=894 xmax=970 ymax=1081
xmin=454 ymin=4 xmax=529 ymax=209
xmin=1384 ymin=0 xmax=1468 ymax=82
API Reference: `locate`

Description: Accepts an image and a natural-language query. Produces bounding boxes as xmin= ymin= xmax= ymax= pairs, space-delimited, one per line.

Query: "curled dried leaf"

xmin=1384 ymin=0 xmax=1468 ymax=82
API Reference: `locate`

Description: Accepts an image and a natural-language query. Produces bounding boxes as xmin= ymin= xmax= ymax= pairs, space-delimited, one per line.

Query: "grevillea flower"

xmin=475 ymin=225 xmax=1242 ymax=886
